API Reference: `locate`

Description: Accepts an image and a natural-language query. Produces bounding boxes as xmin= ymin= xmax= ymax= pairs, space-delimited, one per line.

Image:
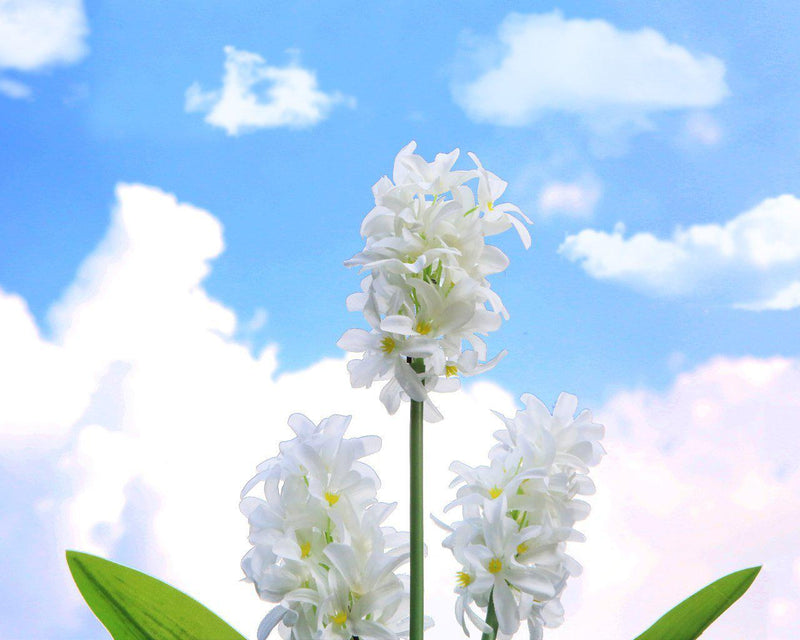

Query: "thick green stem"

xmin=481 ymin=589 xmax=499 ymax=640
xmin=409 ymin=358 xmax=425 ymax=640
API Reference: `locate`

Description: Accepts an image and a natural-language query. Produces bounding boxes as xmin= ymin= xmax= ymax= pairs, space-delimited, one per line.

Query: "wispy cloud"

xmin=559 ymin=195 xmax=800 ymax=310
xmin=0 ymin=0 xmax=89 ymax=99
xmin=186 ymin=46 xmax=355 ymax=135
xmin=0 ymin=77 xmax=31 ymax=99
xmin=538 ymin=176 xmax=602 ymax=218
xmin=452 ymin=11 xmax=728 ymax=142
xmin=683 ymin=111 xmax=724 ymax=146
xmin=737 ymin=281 xmax=800 ymax=311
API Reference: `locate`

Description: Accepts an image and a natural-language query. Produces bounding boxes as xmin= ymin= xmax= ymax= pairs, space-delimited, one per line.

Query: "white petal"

xmin=508 ymin=213 xmax=532 ymax=249
xmin=337 ymin=328 xmax=373 ymax=352
xmin=379 ymin=378 xmax=403 ymax=414
xmin=437 ymin=301 xmax=474 ymax=335
xmin=430 ymin=513 xmax=454 ymax=532
xmin=479 ymin=245 xmax=510 ymax=275
xmin=493 ymin=580 xmax=521 ymax=636
xmin=287 ymin=412 xmax=316 ymax=438
xmin=507 ymin=567 xmax=556 ymax=598
xmin=352 ymin=619 xmax=398 ymax=640
xmin=380 ymin=315 xmax=415 ymax=335
xmin=257 ymin=606 xmax=289 ymax=640
xmin=423 ymin=398 xmax=443 ymax=422
xmin=393 ymin=360 xmax=427 ymax=402
xmin=324 ymin=543 xmax=360 ymax=587
xmin=347 ymin=356 xmax=384 ymax=388
xmin=554 ymin=392 xmax=578 ymax=423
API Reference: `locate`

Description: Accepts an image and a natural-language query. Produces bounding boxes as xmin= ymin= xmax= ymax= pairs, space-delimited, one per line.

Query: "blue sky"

xmin=1 ymin=2 xmax=799 ymax=640
xmin=3 ymin=1 xmax=799 ymax=408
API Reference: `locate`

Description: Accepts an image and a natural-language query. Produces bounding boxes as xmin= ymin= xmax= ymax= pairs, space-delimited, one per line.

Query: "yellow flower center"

xmin=487 ymin=200 xmax=495 ymax=211
xmin=379 ymin=336 xmax=396 ymax=354
xmin=516 ymin=542 xmax=528 ymax=556
xmin=331 ymin=611 xmax=348 ymax=626
xmin=324 ymin=491 xmax=340 ymax=506
xmin=489 ymin=486 xmax=502 ymax=499
xmin=456 ymin=571 xmax=473 ymax=588
xmin=445 ymin=364 xmax=458 ymax=377
xmin=300 ymin=541 xmax=312 ymax=558
xmin=414 ymin=319 xmax=432 ymax=335
xmin=488 ymin=558 xmax=503 ymax=574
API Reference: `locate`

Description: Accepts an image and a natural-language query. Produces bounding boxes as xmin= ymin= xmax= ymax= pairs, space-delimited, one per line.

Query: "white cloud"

xmin=186 ymin=46 xmax=355 ymax=135
xmin=538 ymin=177 xmax=602 ymax=218
xmin=0 ymin=182 xmax=514 ymax=638
xmin=452 ymin=11 xmax=728 ymax=138
xmin=0 ymin=0 xmax=88 ymax=99
xmin=559 ymin=195 xmax=800 ymax=309
xmin=1 ymin=184 xmax=797 ymax=640
xmin=0 ymin=288 xmax=94 ymax=444
xmin=552 ymin=355 xmax=800 ymax=640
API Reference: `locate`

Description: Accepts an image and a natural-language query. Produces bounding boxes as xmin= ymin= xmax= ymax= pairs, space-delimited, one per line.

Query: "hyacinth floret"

xmin=338 ymin=141 xmax=532 ymax=421
xmin=240 ymin=413 xmax=420 ymax=640
xmin=438 ymin=393 xmax=605 ymax=639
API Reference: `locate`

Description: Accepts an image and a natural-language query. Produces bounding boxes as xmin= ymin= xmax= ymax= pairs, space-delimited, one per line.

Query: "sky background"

xmin=1 ymin=1 xmax=799 ymax=639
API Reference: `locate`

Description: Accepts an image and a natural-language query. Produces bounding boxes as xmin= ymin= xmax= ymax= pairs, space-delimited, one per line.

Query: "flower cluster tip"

xmin=339 ymin=141 xmax=532 ymax=421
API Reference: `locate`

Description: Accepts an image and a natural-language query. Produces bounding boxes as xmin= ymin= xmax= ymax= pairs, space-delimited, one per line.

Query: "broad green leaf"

xmin=66 ymin=550 xmax=247 ymax=640
xmin=634 ymin=566 xmax=761 ymax=640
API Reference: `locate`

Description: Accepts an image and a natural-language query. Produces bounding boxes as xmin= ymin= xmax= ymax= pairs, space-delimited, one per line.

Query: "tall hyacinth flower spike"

xmin=338 ymin=142 xmax=531 ymax=640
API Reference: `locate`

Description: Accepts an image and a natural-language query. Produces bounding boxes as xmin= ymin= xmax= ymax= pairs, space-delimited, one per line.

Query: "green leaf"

xmin=66 ymin=550 xmax=248 ymax=640
xmin=634 ymin=566 xmax=761 ymax=640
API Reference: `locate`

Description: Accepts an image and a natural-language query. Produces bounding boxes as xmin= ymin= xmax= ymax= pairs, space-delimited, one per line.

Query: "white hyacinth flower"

xmin=438 ymin=393 xmax=604 ymax=639
xmin=339 ymin=141 xmax=531 ymax=421
xmin=241 ymin=413 xmax=420 ymax=640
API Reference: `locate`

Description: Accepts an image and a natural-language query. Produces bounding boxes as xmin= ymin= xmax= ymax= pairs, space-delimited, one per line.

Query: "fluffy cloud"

xmin=452 ymin=11 xmax=728 ymax=138
xmin=559 ymin=195 xmax=800 ymax=310
xmin=556 ymin=355 xmax=800 ymax=640
xmin=0 ymin=184 xmax=796 ymax=640
xmin=0 ymin=183 xmax=514 ymax=639
xmin=538 ymin=177 xmax=602 ymax=218
xmin=0 ymin=0 xmax=88 ymax=99
xmin=186 ymin=46 xmax=355 ymax=135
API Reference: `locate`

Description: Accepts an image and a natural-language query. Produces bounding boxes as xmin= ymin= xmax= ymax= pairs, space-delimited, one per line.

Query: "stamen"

xmin=324 ymin=491 xmax=340 ymax=506
xmin=414 ymin=319 xmax=432 ymax=335
xmin=379 ymin=336 xmax=396 ymax=354
xmin=456 ymin=571 xmax=473 ymax=587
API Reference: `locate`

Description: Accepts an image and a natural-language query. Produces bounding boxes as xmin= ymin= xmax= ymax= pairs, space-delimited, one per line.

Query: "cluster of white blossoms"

xmin=240 ymin=413 xmax=420 ymax=640
xmin=437 ymin=393 xmax=605 ymax=639
xmin=338 ymin=141 xmax=531 ymax=421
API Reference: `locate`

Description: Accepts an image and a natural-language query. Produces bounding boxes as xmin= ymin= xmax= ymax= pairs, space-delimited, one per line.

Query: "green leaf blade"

xmin=66 ymin=550 xmax=248 ymax=640
xmin=634 ymin=566 xmax=761 ymax=640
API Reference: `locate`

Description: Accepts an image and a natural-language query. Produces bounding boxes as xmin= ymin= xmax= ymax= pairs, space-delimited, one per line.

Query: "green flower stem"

xmin=481 ymin=589 xmax=498 ymax=640
xmin=409 ymin=358 xmax=426 ymax=640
